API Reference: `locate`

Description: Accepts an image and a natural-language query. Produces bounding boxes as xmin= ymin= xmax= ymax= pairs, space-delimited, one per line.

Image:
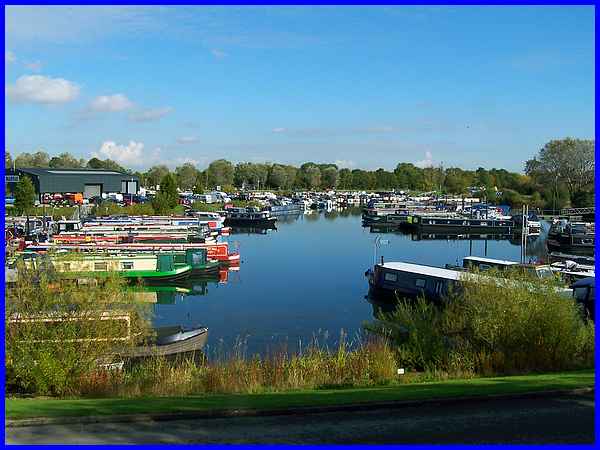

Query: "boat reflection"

xmin=230 ymin=225 xmax=277 ymax=235
xmin=365 ymin=294 xmax=399 ymax=319
xmin=129 ymin=265 xmax=239 ymax=304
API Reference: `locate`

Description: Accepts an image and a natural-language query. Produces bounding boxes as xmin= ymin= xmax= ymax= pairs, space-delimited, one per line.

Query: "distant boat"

xmin=547 ymin=220 xmax=595 ymax=255
xmin=406 ymin=214 xmax=515 ymax=233
xmin=445 ymin=255 xmax=594 ymax=283
xmin=224 ymin=207 xmax=277 ymax=227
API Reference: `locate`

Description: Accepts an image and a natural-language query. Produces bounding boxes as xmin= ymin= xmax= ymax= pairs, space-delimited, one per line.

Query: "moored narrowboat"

xmin=407 ymin=215 xmax=515 ymax=233
xmin=224 ymin=207 xmax=277 ymax=227
xmin=366 ymin=260 xmax=463 ymax=303
xmin=13 ymin=252 xmax=192 ymax=283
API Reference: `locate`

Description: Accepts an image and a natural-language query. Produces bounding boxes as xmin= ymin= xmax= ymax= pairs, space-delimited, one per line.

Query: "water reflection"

xmin=231 ymin=226 xmax=277 ymax=235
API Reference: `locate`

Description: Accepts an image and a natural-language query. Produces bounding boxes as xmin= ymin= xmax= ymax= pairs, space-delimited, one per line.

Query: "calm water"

xmin=151 ymin=208 xmax=549 ymax=356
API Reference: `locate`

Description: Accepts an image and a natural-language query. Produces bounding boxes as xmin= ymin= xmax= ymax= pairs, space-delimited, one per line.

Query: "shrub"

xmin=365 ymin=270 xmax=594 ymax=376
xmin=5 ymin=262 xmax=150 ymax=396
xmin=151 ymin=193 xmax=172 ymax=215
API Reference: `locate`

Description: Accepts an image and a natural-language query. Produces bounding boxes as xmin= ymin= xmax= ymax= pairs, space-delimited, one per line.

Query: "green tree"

xmin=321 ymin=166 xmax=338 ymax=189
xmin=86 ymin=157 xmax=104 ymax=169
xmin=14 ymin=151 xmax=50 ymax=168
xmin=304 ymin=166 xmax=321 ymax=190
xmin=151 ymin=193 xmax=172 ymax=215
xmin=394 ymin=163 xmax=424 ymax=190
xmin=85 ymin=157 xmax=127 ymax=173
xmin=374 ymin=169 xmax=397 ymax=190
xmin=175 ymin=163 xmax=199 ymax=191
xmin=207 ymin=159 xmax=234 ymax=188
xmin=475 ymin=167 xmax=494 ymax=188
xmin=284 ymin=166 xmax=298 ymax=190
xmin=267 ymin=164 xmax=289 ymax=189
xmin=337 ymin=168 xmax=352 ymax=189
xmin=525 ymin=138 xmax=595 ymax=197
xmin=155 ymin=173 xmax=179 ymax=209
xmin=444 ymin=168 xmax=469 ymax=194
xmin=14 ymin=175 xmax=36 ymax=214
xmin=5 ymin=151 xmax=13 ymax=169
xmin=571 ymin=189 xmax=595 ymax=208
xmin=145 ymin=165 xmax=170 ymax=188
xmin=49 ymin=152 xmax=84 ymax=168
xmin=193 ymin=171 xmax=207 ymax=194
xmin=234 ymin=162 xmax=270 ymax=189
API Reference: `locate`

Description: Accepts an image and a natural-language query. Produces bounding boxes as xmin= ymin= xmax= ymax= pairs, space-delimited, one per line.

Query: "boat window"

xmin=478 ymin=264 xmax=492 ymax=271
xmin=383 ymin=272 xmax=397 ymax=282
xmin=415 ymin=278 xmax=426 ymax=288
xmin=94 ymin=262 xmax=108 ymax=271
xmin=121 ymin=261 xmax=134 ymax=270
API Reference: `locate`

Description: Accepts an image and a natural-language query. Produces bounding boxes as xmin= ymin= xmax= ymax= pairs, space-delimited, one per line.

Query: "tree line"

xmin=6 ymin=137 xmax=594 ymax=209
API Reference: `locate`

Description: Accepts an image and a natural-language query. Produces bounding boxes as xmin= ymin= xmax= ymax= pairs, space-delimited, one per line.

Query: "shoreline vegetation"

xmin=5 ymin=265 xmax=594 ymax=402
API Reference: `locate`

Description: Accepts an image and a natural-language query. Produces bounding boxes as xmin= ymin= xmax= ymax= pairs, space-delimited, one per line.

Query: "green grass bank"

xmin=6 ymin=370 xmax=594 ymax=421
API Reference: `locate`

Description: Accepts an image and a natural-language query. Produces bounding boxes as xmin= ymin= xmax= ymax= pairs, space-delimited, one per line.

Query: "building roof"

xmin=16 ymin=167 xmax=133 ymax=176
xmin=8 ymin=167 xmax=139 ymax=194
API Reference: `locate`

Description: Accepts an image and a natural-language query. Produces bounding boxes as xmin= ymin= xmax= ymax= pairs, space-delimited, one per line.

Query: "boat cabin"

xmin=368 ymin=261 xmax=464 ymax=302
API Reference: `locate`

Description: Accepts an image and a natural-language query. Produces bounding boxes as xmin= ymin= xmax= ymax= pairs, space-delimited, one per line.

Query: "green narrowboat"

xmin=15 ymin=252 xmax=192 ymax=283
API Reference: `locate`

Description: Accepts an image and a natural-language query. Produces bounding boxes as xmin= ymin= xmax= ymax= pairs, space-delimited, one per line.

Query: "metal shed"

xmin=6 ymin=168 xmax=139 ymax=198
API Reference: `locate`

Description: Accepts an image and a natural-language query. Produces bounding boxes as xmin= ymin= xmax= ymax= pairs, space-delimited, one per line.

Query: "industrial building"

xmin=6 ymin=168 xmax=139 ymax=200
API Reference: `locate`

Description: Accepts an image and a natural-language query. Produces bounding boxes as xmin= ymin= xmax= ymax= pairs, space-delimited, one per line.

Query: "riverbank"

xmin=6 ymin=370 xmax=594 ymax=423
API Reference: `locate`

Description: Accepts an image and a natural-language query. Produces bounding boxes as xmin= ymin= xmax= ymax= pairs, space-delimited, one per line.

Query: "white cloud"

xmin=334 ymin=159 xmax=356 ymax=169
xmin=415 ymin=151 xmax=434 ymax=168
xmin=96 ymin=140 xmax=144 ymax=166
xmin=211 ymin=49 xmax=227 ymax=59
xmin=130 ymin=106 xmax=173 ymax=122
xmin=5 ymin=50 xmax=16 ymax=64
xmin=23 ymin=60 xmax=42 ymax=72
xmin=6 ymin=74 xmax=80 ymax=103
xmin=177 ymin=136 xmax=198 ymax=144
xmin=272 ymin=127 xmax=286 ymax=133
xmin=89 ymin=93 xmax=133 ymax=112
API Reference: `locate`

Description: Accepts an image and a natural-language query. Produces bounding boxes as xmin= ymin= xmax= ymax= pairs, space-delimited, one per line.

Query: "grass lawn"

xmin=5 ymin=370 xmax=594 ymax=420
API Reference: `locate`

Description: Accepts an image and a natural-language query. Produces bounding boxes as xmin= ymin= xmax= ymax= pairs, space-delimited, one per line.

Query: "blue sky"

xmin=4 ymin=6 xmax=595 ymax=172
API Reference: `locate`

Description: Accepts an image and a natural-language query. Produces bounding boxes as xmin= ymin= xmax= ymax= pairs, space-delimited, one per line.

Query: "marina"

xmin=6 ymin=197 xmax=594 ymax=356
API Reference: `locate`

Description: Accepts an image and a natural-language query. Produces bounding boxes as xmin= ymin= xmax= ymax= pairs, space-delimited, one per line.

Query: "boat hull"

xmin=224 ymin=217 xmax=277 ymax=227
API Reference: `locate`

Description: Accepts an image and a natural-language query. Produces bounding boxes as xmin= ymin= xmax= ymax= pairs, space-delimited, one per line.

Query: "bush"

xmin=365 ymin=270 xmax=594 ymax=376
xmin=191 ymin=202 xmax=225 ymax=212
xmin=5 ymin=262 xmax=150 ymax=396
xmin=151 ymin=193 xmax=173 ymax=215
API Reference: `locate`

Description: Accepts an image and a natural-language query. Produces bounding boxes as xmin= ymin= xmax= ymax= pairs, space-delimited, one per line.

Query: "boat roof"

xmin=379 ymin=262 xmax=464 ymax=281
xmin=463 ymin=256 xmax=520 ymax=266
